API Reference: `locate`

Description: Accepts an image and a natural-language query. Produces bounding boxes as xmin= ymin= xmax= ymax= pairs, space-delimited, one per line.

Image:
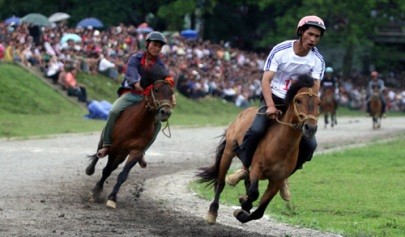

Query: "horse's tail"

xmin=196 ymin=132 xmax=227 ymax=187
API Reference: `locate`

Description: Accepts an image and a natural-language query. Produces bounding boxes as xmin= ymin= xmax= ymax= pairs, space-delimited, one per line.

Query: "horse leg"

xmin=90 ymin=157 xmax=120 ymax=202
xmin=86 ymin=137 xmax=104 ymax=175
xmin=234 ymin=181 xmax=278 ymax=223
xmin=206 ymin=180 xmax=225 ymax=224
xmin=206 ymin=146 xmax=235 ymax=224
xmin=106 ymin=152 xmax=141 ymax=209
xmin=324 ymin=114 xmax=328 ymax=128
xmin=333 ymin=110 xmax=337 ymax=126
xmin=239 ymin=178 xmax=259 ymax=213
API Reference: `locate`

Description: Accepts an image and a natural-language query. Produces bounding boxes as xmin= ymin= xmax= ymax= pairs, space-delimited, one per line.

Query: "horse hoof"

xmin=88 ymin=191 xmax=96 ymax=201
xmin=238 ymin=194 xmax=248 ymax=204
xmin=233 ymin=209 xmax=243 ymax=218
xmin=106 ymin=200 xmax=117 ymax=209
xmin=138 ymin=159 xmax=147 ymax=168
xmin=85 ymin=166 xmax=95 ymax=176
xmin=205 ymin=212 xmax=217 ymax=225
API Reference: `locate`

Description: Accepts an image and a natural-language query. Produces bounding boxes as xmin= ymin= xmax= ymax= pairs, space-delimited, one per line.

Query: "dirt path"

xmin=0 ymin=117 xmax=404 ymax=237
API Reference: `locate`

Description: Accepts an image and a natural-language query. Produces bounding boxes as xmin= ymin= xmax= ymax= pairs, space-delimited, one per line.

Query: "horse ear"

xmin=165 ymin=76 xmax=175 ymax=87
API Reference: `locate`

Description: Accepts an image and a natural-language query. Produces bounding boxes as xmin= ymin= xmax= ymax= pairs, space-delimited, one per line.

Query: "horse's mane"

xmin=284 ymin=74 xmax=315 ymax=105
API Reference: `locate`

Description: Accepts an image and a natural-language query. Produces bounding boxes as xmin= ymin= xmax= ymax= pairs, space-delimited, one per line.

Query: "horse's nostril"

xmin=160 ymin=109 xmax=172 ymax=117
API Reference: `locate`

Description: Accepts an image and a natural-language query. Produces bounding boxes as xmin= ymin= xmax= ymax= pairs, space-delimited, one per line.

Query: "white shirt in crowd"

xmin=98 ymin=56 xmax=115 ymax=72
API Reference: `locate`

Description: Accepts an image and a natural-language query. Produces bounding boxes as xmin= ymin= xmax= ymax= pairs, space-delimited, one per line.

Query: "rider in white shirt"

xmin=226 ymin=15 xmax=326 ymax=202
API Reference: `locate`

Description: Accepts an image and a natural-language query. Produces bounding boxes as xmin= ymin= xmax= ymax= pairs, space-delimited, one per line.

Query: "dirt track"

xmin=0 ymin=116 xmax=404 ymax=237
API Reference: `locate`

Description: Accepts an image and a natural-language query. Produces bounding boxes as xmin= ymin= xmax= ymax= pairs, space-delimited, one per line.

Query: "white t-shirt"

xmin=98 ymin=57 xmax=115 ymax=72
xmin=263 ymin=40 xmax=325 ymax=99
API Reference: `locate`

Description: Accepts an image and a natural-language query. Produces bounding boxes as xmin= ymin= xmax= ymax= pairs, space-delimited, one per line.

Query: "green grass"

xmin=0 ymin=63 xmax=242 ymax=138
xmin=192 ymin=138 xmax=405 ymax=237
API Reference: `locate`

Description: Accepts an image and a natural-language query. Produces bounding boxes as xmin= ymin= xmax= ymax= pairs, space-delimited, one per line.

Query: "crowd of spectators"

xmin=0 ymin=20 xmax=404 ymax=112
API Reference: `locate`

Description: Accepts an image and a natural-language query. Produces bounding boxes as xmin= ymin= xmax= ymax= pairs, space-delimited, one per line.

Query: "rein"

xmin=259 ymin=88 xmax=319 ymax=130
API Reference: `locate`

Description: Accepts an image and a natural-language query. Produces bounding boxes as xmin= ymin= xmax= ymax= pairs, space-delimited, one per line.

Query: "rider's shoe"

xmin=225 ymin=168 xmax=248 ymax=186
xmin=97 ymin=146 xmax=110 ymax=158
xmin=279 ymin=179 xmax=291 ymax=202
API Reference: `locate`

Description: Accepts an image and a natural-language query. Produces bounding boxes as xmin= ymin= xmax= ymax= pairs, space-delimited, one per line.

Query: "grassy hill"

xmin=0 ymin=63 xmax=242 ymax=138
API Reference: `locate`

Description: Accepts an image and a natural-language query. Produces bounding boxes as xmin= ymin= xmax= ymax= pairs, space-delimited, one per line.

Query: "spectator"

xmin=98 ymin=54 xmax=119 ymax=82
xmin=62 ymin=66 xmax=87 ymax=103
xmin=0 ymin=39 xmax=4 ymax=61
xmin=45 ymin=55 xmax=64 ymax=84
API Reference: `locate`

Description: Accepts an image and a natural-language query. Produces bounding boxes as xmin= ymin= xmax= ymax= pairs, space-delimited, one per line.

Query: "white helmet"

xmin=325 ymin=67 xmax=334 ymax=73
xmin=297 ymin=15 xmax=326 ymax=37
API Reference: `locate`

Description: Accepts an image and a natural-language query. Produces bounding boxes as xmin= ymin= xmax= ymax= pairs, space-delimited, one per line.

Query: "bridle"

xmin=144 ymin=80 xmax=174 ymax=112
xmin=260 ymin=88 xmax=320 ymax=130
xmin=143 ymin=79 xmax=174 ymax=138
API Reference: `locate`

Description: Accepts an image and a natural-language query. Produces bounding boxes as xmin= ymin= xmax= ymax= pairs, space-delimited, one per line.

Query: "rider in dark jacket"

xmin=97 ymin=31 xmax=175 ymax=158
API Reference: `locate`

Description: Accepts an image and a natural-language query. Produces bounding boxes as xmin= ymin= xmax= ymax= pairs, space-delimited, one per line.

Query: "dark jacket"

xmin=118 ymin=52 xmax=168 ymax=95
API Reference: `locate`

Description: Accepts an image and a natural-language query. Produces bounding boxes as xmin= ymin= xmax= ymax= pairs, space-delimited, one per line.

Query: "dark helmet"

xmin=146 ymin=31 xmax=166 ymax=45
xmin=297 ymin=15 xmax=326 ymax=37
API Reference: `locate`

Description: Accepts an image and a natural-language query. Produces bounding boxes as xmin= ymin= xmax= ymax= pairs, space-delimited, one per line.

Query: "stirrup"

xmin=97 ymin=147 xmax=110 ymax=158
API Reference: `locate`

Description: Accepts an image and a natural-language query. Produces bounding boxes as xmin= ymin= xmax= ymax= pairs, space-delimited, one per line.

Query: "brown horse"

xmin=320 ymin=87 xmax=337 ymax=128
xmin=196 ymin=75 xmax=320 ymax=224
xmin=370 ymin=86 xmax=382 ymax=129
xmin=86 ymin=79 xmax=174 ymax=209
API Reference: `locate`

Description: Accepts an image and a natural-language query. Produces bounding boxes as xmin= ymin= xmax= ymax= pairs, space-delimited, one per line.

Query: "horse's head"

xmin=144 ymin=78 xmax=174 ymax=122
xmin=284 ymin=75 xmax=321 ymax=138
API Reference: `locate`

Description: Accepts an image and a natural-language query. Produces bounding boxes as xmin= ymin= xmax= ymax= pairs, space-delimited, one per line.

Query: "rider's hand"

xmin=134 ymin=82 xmax=143 ymax=91
xmin=266 ymin=105 xmax=279 ymax=119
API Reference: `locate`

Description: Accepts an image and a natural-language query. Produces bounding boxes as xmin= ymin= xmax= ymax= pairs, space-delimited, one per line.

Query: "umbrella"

xmin=48 ymin=12 xmax=70 ymax=22
xmin=76 ymin=17 xmax=103 ymax=28
xmin=60 ymin=33 xmax=82 ymax=43
xmin=21 ymin=13 xmax=52 ymax=26
xmin=4 ymin=16 xmax=20 ymax=25
xmin=136 ymin=26 xmax=154 ymax=33
xmin=181 ymin=29 xmax=198 ymax=39
xmin=136 ymin=22 xmax=153 ymax=33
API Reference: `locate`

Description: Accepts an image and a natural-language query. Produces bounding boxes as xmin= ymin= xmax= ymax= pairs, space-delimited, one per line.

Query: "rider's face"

xmin=147 ymin=41 xmax=164 ymax=57
xmin=301 ymin=26 xmax=322 ymax=51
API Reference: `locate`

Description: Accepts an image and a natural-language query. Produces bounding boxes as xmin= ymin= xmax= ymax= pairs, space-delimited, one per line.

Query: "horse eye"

xmin=295 ymin=98 xmax=302 ymax=104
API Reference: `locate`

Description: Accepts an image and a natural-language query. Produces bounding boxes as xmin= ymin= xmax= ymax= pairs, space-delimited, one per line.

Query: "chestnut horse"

xmin=370 ymin=86 xmax=382 ymax=129
xmin=320 ymin=88 xmax=337 ymax=128
xmin=196 ymin=75 xmax=320 ymax=224
xmin=86 ymin=79 xmax=174 ymax=209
